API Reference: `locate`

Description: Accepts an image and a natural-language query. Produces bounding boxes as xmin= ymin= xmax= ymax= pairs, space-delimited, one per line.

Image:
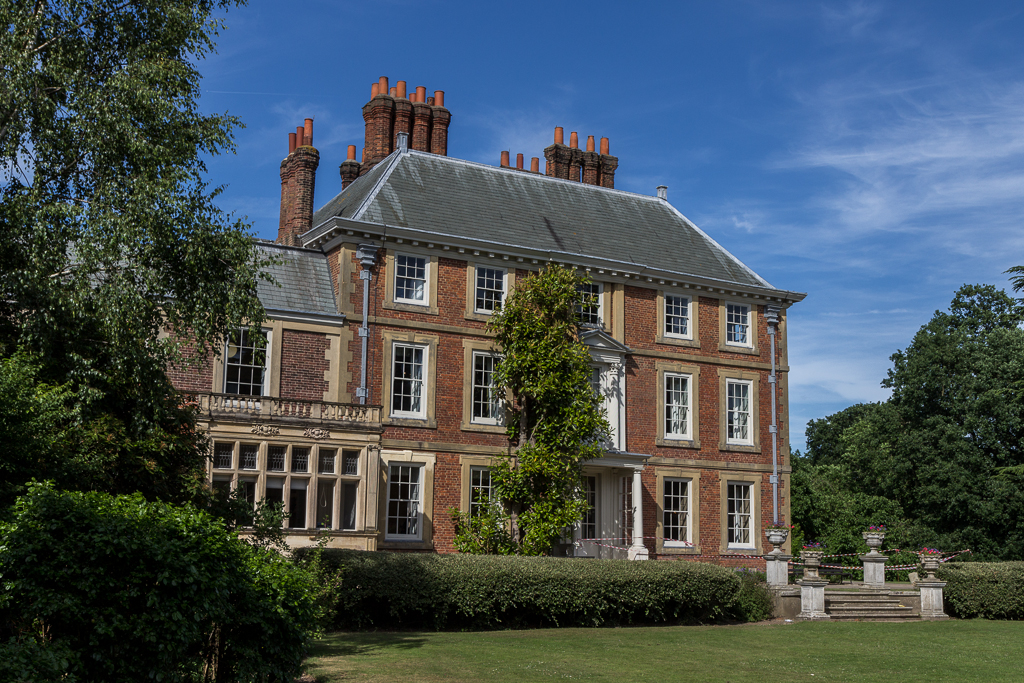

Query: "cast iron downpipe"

xmin=765 ymin=304 xmax=781 ymax=524
xmin=355 ymin=244 xmax=378 ymax=404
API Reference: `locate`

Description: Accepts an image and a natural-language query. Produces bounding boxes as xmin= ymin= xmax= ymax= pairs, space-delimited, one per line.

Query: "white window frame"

xmin=579 ymin=475 xmax=598 ymax=541
xmin=390 ymin=342 xmax=428 ymax=419
xmin=726 ymin=378 xmax=753 ymax=446
xmin=393 ymin=253 xmax=430 ymax=306
xmin=386 ymin=463 xmax=423 ymax=540
xmin=664 ymin=294 xmax=692 ymax=340
xmin=663 ymin=477 xmax=691 ymax=548
xmin=470 ymin=351 xmax=500 ymax=425
xmin=223 ymin=328 xmax=270 ymax=396
xmin=577 ymin=282 xmax=604 ymax=327
xmin=725 ymin=302 xmax=752 ymax=348
xmin=727 ymin=482 xmax=754 ymax=549
xmin=473 ymin=266 xmax=508 ymax=315
xmin=664 ymin=372 xmax=692 ymax=440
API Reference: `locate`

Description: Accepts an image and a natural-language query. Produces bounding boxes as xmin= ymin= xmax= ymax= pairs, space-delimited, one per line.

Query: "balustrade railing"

xmin=187 ymin=392 xmax=381 ymax=427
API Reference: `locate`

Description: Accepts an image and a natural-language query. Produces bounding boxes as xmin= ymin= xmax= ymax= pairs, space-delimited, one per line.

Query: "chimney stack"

xmin=543 ymin=127 xmax=618 ymax=187
xmin=340 ymin=145 xmax=359 ymax=189
xmin=357 ymin=77 xmax=451 ymax=176
xmin=530 ymin=157 xmax=540 ymax=173
xmin=279 ymin=118 xmax=320 ymax=246
xmin=516 ymin=153 xmax=524 ymax=169
xmin=500 ymin=150 xmax=510 ymax=167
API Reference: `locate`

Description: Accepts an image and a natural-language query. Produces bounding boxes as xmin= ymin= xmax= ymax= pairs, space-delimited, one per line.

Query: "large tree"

xmin=0 ymin=0 xmax=271 ymax=507
xmin=793 ymin=284 xmax=1024 ymax=559
xmin=451 ymin=265 xmax=610 ymax=555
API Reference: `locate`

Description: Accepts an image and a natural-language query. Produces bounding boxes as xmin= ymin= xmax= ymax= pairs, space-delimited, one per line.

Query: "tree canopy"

xmin=0 ymin=0 xmax=271 ymax=506
xmin=451 ymin=265 xmax=609 ymax=555
xmin=792 ymin=284 xmax=1024 ymax=559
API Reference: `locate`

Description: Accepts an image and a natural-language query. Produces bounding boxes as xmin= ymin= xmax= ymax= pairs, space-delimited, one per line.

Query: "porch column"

xmin=628 ymin=466 xmax=648 ymax=560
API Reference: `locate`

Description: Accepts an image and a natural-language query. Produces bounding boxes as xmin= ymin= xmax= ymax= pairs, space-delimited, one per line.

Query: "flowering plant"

xmin=867 ymin=524 xmax=886 ymax=532
xmin=919 ymin=547 xmax=942 ymax=555
xmin=802 ymin=541 xmax=826 ymax=549
xmin=766 ymin=521 xmax=793 ymax=530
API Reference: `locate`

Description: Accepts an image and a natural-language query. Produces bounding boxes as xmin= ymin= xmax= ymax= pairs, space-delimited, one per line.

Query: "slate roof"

xmin=309 ymin=150 xmax=782 ymax=292
xmin=255 ymin=242 xmax=338 ymax=317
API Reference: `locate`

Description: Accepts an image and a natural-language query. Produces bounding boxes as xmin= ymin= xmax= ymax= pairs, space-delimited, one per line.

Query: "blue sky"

xmin=198 ymin=1 xmax=1024 ymax=450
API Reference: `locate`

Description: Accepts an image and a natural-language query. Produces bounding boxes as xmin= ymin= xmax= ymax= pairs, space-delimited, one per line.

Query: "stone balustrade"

xmin=188 ymin=392 xmax=382 ymax=429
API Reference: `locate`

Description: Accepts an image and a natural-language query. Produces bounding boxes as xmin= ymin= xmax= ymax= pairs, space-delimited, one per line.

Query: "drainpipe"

xmin=355 ymin=244 xmax=378 ymax=404
xmin=765 ymin=304 xmax=781 ymax=524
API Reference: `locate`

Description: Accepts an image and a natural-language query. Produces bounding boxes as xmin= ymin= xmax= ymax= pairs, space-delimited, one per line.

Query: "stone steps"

xmin=825 ymin=593 xmax=919 ymax=621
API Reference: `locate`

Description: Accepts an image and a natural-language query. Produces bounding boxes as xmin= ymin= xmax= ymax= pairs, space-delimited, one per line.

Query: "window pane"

xmin=619 ymin=476 xmax=633 ymax=546
xmin=225 ymin=328 xmax=267 ymax=396
xmin=291 ymin=447 xmax=309 ymax=473
xmin=665 ymin=295 xmax=689 ymax=336
xmin=577 ymin=283 xmax=601 ymax=326
xmin=472 ymin=353 xmax=498 ymax=422
xmin=727 ymin=483 xmax=752 ymax=545
xmin=268 ymin=446 xmax=286 ymax=472
xmin=726 ymin=304 xmax=749 ymax=345
xmin=213 ymin=442 xmax=233 ymax=469
xmin=288 ymin=480 xmax=307 ymax=529
xmin=727 ymin=381 xmax=751 ymax=442
xmin=665 ymin=374 xmax=689 ymax=437
xmin=663 ymin=479 xmax=689 ymax=543
xmin=581 ymin=476 xmax=597 ymax=540
xmin=318 ymin=448 xmax=336 ymax=474
xmin=239 ymin=479 xmax=257 ymax=525
xmin=392 ymin=345 xmax=425 ymax=415
xmin=475 ymin=267 xmax=505 ymax=312
xmin=343 ymin=482 xmax=358 ymax=530
xmin=469 ymin=467 xmax=493 ymax=519
xmin=386 ymin=465 xmax=421 ymax=537
xmin=395 ymin=255 xmax=427 ymax=302
xmin=316 ymin=479 xmax=334 ymax=529
xmin=343 ymin=450 xmax=359 ymax=476
xmin=265 ymin=478 xmax=284 ymax=508
xmin=240 ymin=444 xmax=258 ymax=470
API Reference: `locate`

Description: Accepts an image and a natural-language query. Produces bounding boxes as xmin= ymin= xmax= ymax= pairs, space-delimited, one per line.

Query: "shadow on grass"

xmin=311 ymin=631 xmax=429 ymax=659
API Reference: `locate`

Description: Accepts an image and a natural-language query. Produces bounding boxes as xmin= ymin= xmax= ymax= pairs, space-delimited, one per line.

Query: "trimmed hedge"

xmin=938 ymin=562 xmax=1024 ymax=620
xmin=305 ymin=550 xmax=761 ymax=630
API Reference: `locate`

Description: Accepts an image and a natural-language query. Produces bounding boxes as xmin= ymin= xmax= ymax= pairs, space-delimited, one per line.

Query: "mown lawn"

xmin=307 ymin=619 xmax=1024 ymax=682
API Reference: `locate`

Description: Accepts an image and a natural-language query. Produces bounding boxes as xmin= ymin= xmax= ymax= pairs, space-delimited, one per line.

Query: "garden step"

xmin=824 ymin=592 xmax=919 ymax=621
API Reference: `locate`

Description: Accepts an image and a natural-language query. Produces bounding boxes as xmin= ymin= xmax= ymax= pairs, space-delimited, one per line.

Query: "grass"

xmin=307 ymin=620 xmax=1024 ymax=682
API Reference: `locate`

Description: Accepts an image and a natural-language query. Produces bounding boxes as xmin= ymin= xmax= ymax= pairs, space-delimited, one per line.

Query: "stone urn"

xmin=862 ymin=531 xmax=885 ymax=557
xmin=765 ymin=528 xmax=789 ymax=554
xmin=800 ymin=550 xmax=824 ymax=581
xmin=920 ymin=554 xmax=941 ymax=580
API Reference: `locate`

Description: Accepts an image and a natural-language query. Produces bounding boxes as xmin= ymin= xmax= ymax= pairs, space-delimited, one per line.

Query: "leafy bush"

xmin=938 ymin=562 xmax=1024 ymax=620
xmin=305 ymin=550 xmax=758 ymax=630
xmin=728 ymin=570 xmax=775 ymax=622
xmin=0 ymin=483 xmax=318 ymax=682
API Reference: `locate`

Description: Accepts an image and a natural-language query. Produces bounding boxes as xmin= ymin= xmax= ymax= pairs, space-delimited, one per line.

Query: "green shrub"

xmin=0 ymin=483 xmax=318 ymax=683
xmin=304 ymin=550 xmax=757 ymax=630
xmin=938 ymin=561 xmax=1024 ymax=620
xmin=728 ymin=570 xmax=775 ymax=622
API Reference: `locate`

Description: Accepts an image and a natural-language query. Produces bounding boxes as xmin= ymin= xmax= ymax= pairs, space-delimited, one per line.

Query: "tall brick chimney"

xmin=543 ymin=127 xmax=617 ymax=188
xmin=340 ymin=145 xmax=360 ymax=189
xmin=351 ymin=77 xmax=451 ymax=180
xmin=278 ymin=118 xmax=320 ymax=246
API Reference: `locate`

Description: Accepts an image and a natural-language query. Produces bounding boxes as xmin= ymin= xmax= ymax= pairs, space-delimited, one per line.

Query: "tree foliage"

xmin=451 ymin=265 xmax=609 ymax=555
xmin=792 ymin=284 xmax=1024 ymax=559
xmin=0 ymin=483 xmax=318 ymax=683
xmin=0 ymin=0 xmax=272 ymax=506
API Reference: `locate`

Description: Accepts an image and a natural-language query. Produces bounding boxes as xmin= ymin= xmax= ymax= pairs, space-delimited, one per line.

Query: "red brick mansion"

xmin=171 ymin=76 xmax=805 ymax=563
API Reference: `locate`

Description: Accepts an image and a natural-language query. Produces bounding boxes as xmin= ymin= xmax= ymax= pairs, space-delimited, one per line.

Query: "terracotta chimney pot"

xmin=378 ymin=76 xmax=389 ymax=95
xmin=600 ymin=137 xmax=610 ymax=155
xmin=288 ymin=132 xmax=296 ymax=154
xmin=554 ymin=126 xmax=564 ymax=144
xmin=389 ymin=87 xmax=397 ymax=97
xmin=347 ymin=145 xmax=357 ymax=161
xmin=569 ymin=131 xmax=578 ymax=149
xmin=304 ymin=118 xmax=313 ymax=146
xmin=531 ymin=157 xmax=539 ymax=173
xmin=586 ymin=135 xmax=595 ymax=152
xmin=397 ymin=80 xmax=407 ymax=98
xmin=427 ymin=96 xmax=435 ymax=105
xmin=371 ymin=82 xmax=379 ymax=98
xmin=500 ymin=150 xmax=510 ymax=167
xmin=296 ymin=126 xmax=304 ymax=146
xmin=434 ymin=90 xmax=445 ymax=107
xmin=416 ymin=86 xmax=427 ymax=102
xmin=516 ymin=153 xmax=524 ymax=169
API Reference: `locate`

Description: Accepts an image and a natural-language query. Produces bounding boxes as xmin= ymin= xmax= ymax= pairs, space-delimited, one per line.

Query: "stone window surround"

xmin=209 ymin=439 xmax=368 ymax=533
xmin=460 ymin=339 xmax=506 ymax=434
xmin=655 ymin=361 xmax=701 ymax=449
xmin=578 ymin=280 xmax=610 ymax=330
xmin=213 ymin=325 xmax=275 ymax=397
xmin=382 ymin=330 xmax=439 ymax=428
xmin=654 ymin=467 xmax=702 ymax=555
xmin=718 ymin=299 xmax=759 ymax=355
xmin=382 ymin=249 xmax=440 ymax=316
xmin=464 ymin=261 xmax=517 ymax=322
xmin=719 ymin=472 xmax=763 ymax=554
xmin=717 ymin=368 xmax=761 ymax=453
xmin=656 ymin=290 xmax=700 ymax=349
xmin=378 ymin=449 xmax=436 ymax=549
xmin=458 ymin=454 xmax=498 ymax=515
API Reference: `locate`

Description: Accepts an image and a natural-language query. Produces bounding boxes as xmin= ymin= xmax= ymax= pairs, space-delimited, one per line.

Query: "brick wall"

xmin=279 ymin=329 xmax=329 ymax=401
xmin=167 ymin=339 xmax=214 ymax=393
